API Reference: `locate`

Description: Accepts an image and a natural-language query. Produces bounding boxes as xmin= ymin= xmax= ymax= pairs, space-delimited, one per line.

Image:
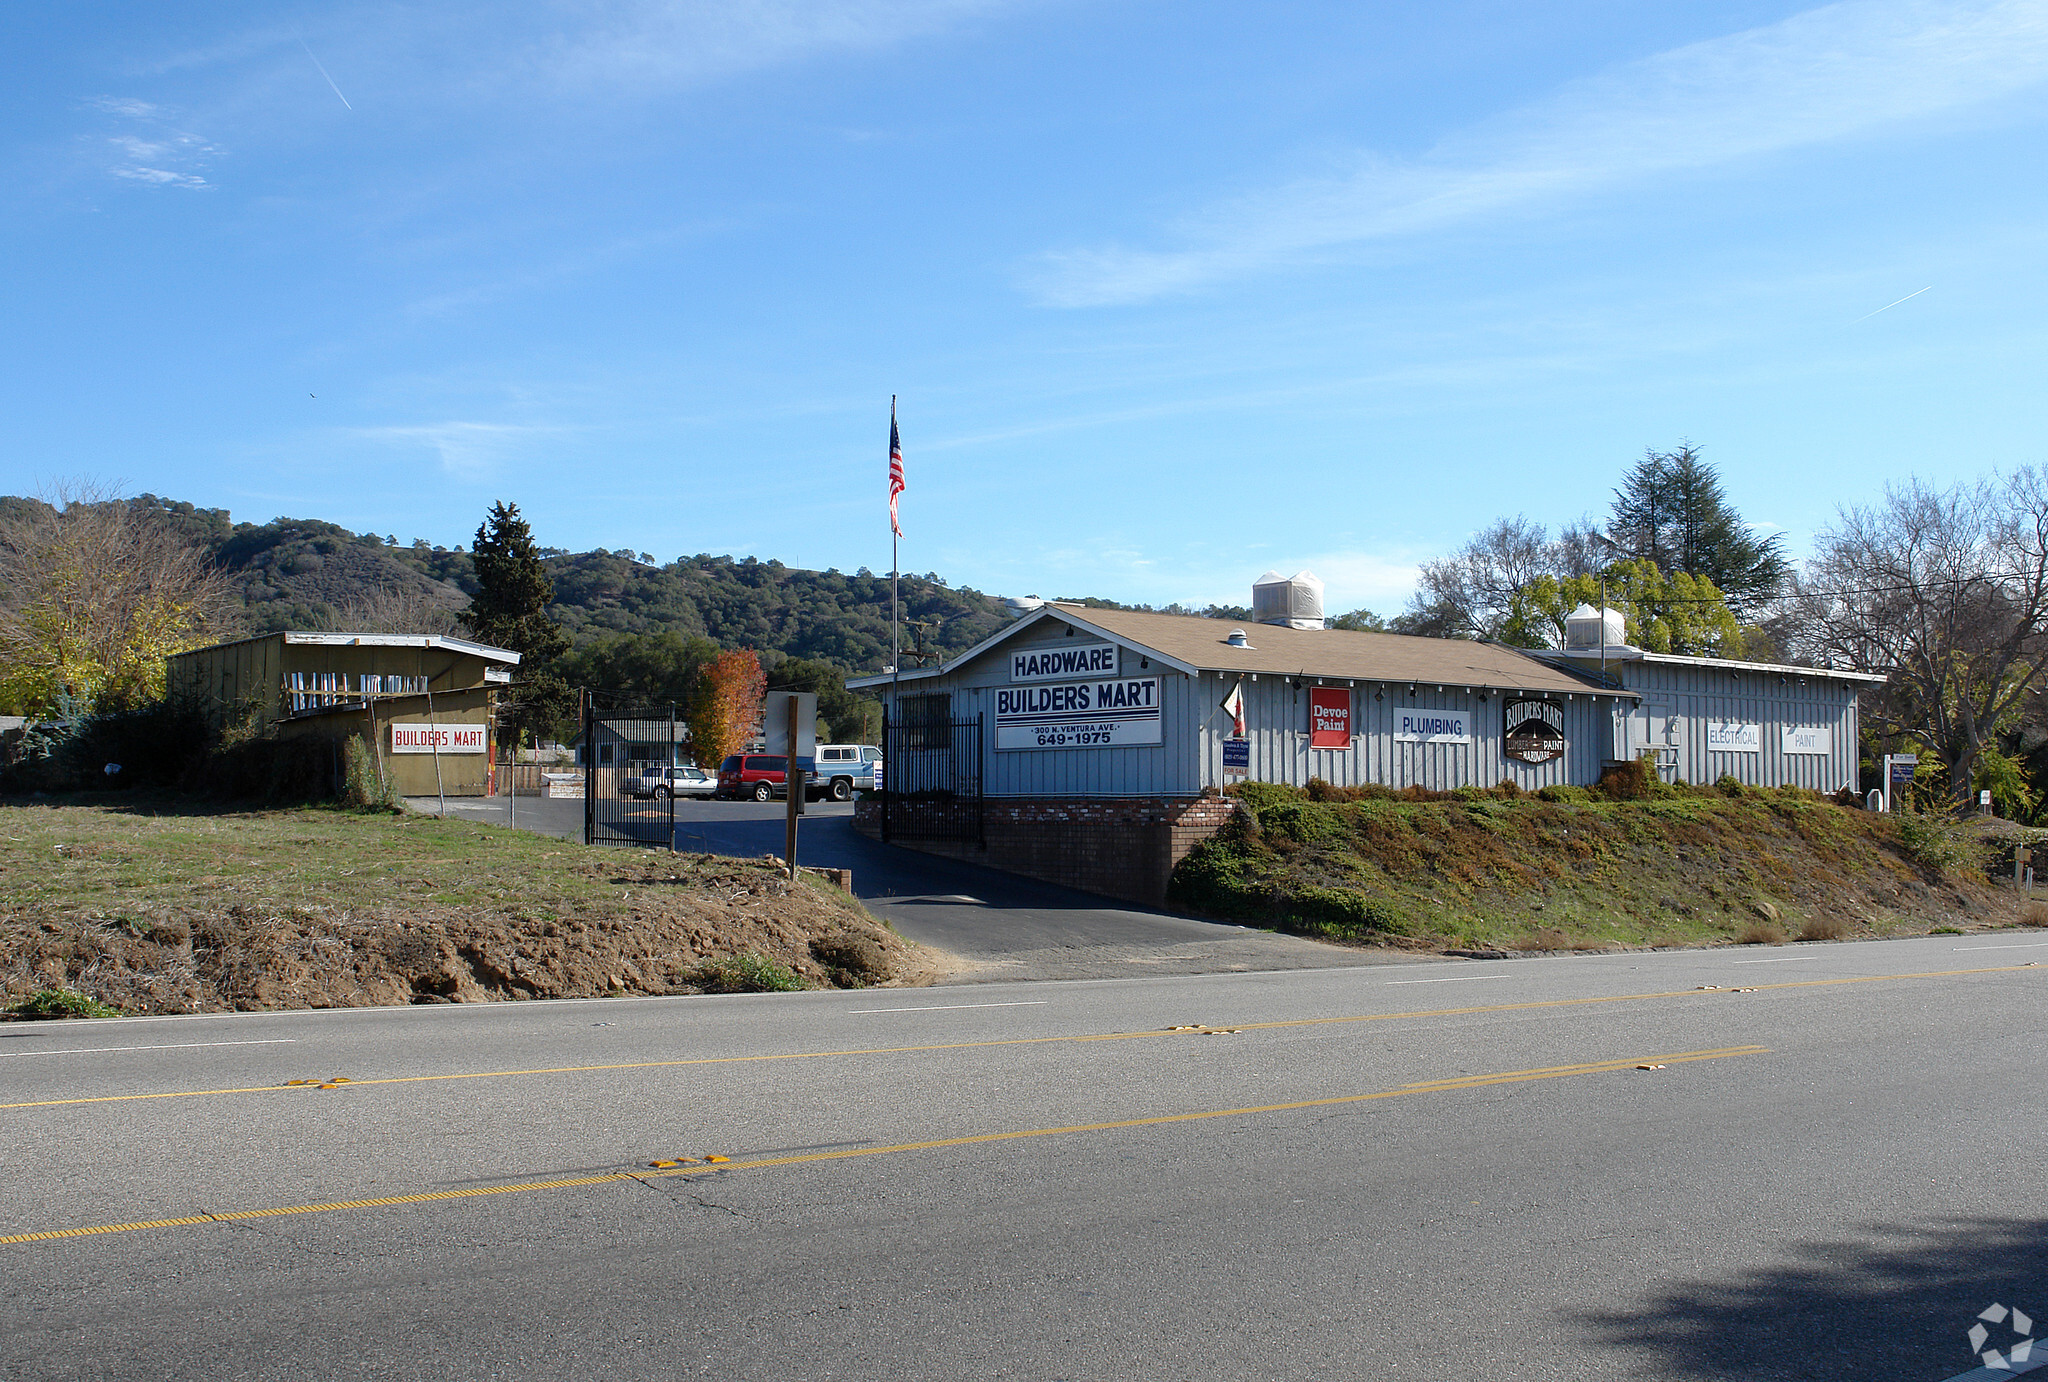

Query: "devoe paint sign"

xmin=1309 ymin=688 xmax=1351 ymax=748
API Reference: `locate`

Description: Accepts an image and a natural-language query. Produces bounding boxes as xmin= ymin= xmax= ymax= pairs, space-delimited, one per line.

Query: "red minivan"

xmin=715 ymin=753 xmax=818 ymax=801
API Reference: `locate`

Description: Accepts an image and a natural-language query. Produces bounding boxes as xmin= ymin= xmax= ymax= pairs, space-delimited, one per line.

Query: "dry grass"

xmin=2025 ymin=900 xmax=2048 ymax=927
xmin=1736 ymin=921 xmax=1788 ymax=945
xmin=1798 ymin=914 xmax=1852 ymax=942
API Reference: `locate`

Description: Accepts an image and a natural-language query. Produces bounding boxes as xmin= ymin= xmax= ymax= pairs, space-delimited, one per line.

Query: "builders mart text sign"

xmin=996 ymin=677 xmax=1161 ymax=749
xmin=391 ymin=723 xmax=486 ymax=754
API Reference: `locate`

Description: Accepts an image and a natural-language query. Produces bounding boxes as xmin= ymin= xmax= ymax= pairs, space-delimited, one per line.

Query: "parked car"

xmin=621 ymin=765 xmax=717 ymax=800
xmin=715 ymin=753 xmax=818 ymax=802
xmin=811 ymin=744 xmax=884 ymax=800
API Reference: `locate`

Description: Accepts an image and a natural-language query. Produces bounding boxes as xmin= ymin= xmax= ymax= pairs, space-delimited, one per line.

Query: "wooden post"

xmin=783 ymin=694 xmax=802 ymax=881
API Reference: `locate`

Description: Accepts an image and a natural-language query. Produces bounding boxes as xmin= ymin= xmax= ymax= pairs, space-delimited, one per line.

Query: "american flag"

xmin=888 ymin=408 xmax=905 ymax=538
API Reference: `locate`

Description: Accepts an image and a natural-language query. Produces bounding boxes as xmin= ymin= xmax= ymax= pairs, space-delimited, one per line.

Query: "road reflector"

xmin=1636 ymin=1064 xmax=1666 ymax=1070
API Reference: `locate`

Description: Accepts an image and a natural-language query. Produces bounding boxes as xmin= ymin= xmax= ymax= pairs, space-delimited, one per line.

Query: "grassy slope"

xmin=1170 ymin=783 xmax=2039 ymax=951
xmin=1 ymin=798 xmax=923 ymax=1014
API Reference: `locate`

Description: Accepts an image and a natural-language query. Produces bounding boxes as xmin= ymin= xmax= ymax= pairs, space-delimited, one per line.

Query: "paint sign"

xmin=995 ymin=677 xmax=1161 ymax=749
xmin=391 ymin=723 xmax=486 ymax=754
xmin=1707 ymin=721 xmax=1761 ymax=752
xmin=1504 ymin=699 xmax=1565 ymax=764
xmin=1782 ymin=726 xmax=1832 ymax=755
xmin=1223 ymin=737 xmax=1249 ymax=778
xmin=1309 ymin=687 xmax=1351 ymax=748
xmin=1392 ymin=710 xmax=1471 ymax=745
xmin=1010 ymin=642 xmax=1118 ymax=683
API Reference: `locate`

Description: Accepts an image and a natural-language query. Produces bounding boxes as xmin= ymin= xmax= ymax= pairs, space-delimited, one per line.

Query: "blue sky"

xmin=3 ymin=1 xmax=2044 ymax=616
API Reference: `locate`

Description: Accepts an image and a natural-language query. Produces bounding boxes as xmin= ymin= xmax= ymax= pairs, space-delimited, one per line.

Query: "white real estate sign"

xmin=391 ymin=723 xmax=486 ymax=754
xmin=995 ymin=677 xmax=1161 ymax=749
xmin=1707 ymin=721 xmax=1761 ymax=752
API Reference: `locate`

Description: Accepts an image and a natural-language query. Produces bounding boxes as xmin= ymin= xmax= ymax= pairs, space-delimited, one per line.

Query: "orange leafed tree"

xmin=688 ymin=649 xmax=764 ymax=767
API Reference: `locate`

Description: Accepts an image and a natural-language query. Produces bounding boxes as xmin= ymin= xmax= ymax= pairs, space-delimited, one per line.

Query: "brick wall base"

xmin=852 ymin=794 xmax=1239 ymax=908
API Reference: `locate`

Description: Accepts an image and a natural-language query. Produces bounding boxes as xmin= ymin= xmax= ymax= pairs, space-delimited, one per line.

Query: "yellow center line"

xmin=0 ymin=1045 xmax=1768 ymax=1247
xmin=0 ymin=962 xmax=2030 ymax=1114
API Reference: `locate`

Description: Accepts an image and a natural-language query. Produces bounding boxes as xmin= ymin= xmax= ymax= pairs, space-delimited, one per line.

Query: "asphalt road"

xmin=5 ymin=934 xmax=2046 ymax=1380
xmin=409 ymin=795 xmax=1387 ymax=983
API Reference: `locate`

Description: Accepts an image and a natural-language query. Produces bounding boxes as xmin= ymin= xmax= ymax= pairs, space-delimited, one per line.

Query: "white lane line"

xmin=1952 ymin=942 xmax=2048 ymax=951
xmin=1731 ymin=957 xmax=1811 ymax=964
xmin=845 ymin=1001 xmax=1049 ymax=1014
xmin=0 ymin=1038 xmax=298 ymax=1059
xmin=1385 ymin=975 xmax=1510 ymax=985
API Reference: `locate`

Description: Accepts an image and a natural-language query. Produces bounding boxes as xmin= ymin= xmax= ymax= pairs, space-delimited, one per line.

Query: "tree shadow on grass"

xmin=1578 ymin=1216 xmax=2046 ymax=1380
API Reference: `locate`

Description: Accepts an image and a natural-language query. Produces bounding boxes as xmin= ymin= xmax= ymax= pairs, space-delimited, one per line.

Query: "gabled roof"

xmin=851 ymin=604 xmax=1629 ymax=699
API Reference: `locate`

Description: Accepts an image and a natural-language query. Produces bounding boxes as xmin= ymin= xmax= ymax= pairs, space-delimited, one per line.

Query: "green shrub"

xmin=1230 ymin=781 xmax=1306 ymax=811
xmin=1714 ymin=774 xmax=1746 ymax=797
xmin=1287 ymin=885 xmax=1416 ymax=939
xmin=1598 ymin=757 xmax=1654 ymax=800
xmin=7 ymin=988 xmax=121 ymax=1020
xmin=1536 ymin=784 xmax=1593 ymax=805
xmin=685 ymin=950 xmax=807 ymax=993
xmin=339 ymin=735 xmax=400 ymax=810
xmin=1893 ymin=813 xmax=1981 ymax=875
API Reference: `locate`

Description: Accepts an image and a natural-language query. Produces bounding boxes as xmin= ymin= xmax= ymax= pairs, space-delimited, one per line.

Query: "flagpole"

xmin=890 ymin=396 xmax=900 ymax=722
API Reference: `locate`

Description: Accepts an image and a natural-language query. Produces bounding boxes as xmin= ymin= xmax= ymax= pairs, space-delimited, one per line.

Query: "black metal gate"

xmin=880 ymin=711 xmax=985 ymax=846
xmin=582 ymin=694 xmax=686 ymax=849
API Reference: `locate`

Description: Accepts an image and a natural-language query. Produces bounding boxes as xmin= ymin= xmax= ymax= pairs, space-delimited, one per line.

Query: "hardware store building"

xmin=849 ymin=576 xmax=1877 ymax=906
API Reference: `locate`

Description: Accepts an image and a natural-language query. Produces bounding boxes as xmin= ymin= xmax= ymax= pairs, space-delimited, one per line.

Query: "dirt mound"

xmin=6 ymin=843 xmax=937 ymax=1015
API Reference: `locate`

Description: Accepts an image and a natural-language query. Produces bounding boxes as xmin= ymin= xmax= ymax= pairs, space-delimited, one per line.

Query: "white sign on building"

xmin=995 ymin=677 xmax=1160 ymax=749
xmin=1392 ymin=710 xmax=1471 ymax=745
xmin=391 ymin=723 xmax=486 ymax=754
xmin=1707 ymin=721 xmax=1761 ymax=752
xmin=1009 ymin=642 xmax=1119 ymax=683
xmin=1782 ymin=726 xmax=1832 ymax=755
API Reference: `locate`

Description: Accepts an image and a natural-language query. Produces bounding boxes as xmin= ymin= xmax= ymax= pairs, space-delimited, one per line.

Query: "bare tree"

xmin=1786 ymin=467 xmax=2048 ymax=809
xmin=1404 ymin=514 xmax=1604 ymax=642
xmin=333 ymin=583 xmax=462 ymax=636
xmin=0 ymin=481 xmax=230 ymax=714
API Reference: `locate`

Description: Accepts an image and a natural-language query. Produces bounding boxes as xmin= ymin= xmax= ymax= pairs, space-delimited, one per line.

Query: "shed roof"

xmin=172 ymin=631 xmax=521 ymax=664
xmin=852 ymin=604 xmax=1631 ymax=699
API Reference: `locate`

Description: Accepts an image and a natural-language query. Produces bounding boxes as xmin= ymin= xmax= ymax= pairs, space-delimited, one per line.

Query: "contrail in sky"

xmin=296 ymin=34 xmax=352 ymax=110
xmin=1851 ymin=285 xmax=1931 ymax=323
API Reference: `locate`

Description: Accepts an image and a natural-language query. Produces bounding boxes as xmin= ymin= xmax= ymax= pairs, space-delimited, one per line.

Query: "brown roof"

xmin=1052 ymin=605 xmax=1629 ymax=698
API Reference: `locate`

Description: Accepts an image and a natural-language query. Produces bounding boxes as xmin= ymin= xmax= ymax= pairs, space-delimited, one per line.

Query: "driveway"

xmin=410 ymin=794 xmax=1411 ymax=983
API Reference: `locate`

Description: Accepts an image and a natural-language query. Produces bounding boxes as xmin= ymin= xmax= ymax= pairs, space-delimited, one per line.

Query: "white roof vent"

xmin=1003 ymin=595 xmax=1045 ymax=620
xmin=1564 ymin=603 xmax=1626 ymax=652
xmin=1225 ymin=628 xmax=1253 ymax=648
xmin=1253 ymin=569 xmax=1325 ymax=629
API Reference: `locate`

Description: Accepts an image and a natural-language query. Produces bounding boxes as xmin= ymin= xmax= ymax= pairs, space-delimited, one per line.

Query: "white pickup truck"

xmin=620 ymin=765 xmax=717 ymax=799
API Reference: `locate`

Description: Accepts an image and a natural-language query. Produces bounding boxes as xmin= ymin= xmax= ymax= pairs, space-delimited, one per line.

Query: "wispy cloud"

xmin=94 ymin=100 xmax=220 ymax=188
xmin=524 ymin=0 xmax=1029 ymax=89
xmin=1031 ymin=0 xmax=2048 ymax=306
xmin=355 ymin=422 xmax=570 ymax=478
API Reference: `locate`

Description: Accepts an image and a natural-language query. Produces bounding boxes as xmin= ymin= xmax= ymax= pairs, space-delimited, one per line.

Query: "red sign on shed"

xmin=1309 ymin=687 xmax=1351 ymax=748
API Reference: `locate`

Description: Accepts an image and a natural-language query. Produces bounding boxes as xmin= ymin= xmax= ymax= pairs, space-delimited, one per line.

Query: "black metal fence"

xmin=880 ymin=711 xmax=985 ymax=846
xmin=582 ymin=695 xmax=686 ymax=849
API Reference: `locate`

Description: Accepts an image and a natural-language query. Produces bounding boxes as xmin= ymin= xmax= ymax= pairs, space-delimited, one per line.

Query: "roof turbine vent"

xmin=1564 ymin=603 xmax=1626 ymax=652
xmin=1253 ymin=569 xmax=1325 ymax=629
xmin=1226 ymin=628 xmax=1252 ymax=648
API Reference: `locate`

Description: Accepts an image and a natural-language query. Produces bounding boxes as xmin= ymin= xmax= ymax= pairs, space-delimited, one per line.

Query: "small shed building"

xmin=167 ymin=631 xmax=520 ymax=797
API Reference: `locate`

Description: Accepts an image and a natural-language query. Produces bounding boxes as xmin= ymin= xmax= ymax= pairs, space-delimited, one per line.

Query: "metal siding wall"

xmin=1198 ymin=672 xmax=1618 ymax=791
xmin=1612 ymin=661 xmax=1862 ymax=791
xmin=887 ymin=630 xmax=1198 ymax=798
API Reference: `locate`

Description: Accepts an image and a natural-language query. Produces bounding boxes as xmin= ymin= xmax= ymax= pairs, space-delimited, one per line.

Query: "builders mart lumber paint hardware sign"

xmin=995 ymin=677 xmax=1161 ymax=749
xmin=391 ymin=724 xmax=486 ymax=754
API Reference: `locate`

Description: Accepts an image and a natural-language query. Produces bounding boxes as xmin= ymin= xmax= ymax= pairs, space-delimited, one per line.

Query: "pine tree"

xmin=1608 ymin=445 xmax=1788 ymax=615
xmin=460 ymin=502 xmax=572 ymax=741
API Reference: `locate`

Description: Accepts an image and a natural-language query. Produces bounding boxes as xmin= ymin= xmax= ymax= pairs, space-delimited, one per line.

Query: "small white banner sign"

xmin=1010 ymin=641 xmax=1119 ymax=683
xmin=1393 ymin=710 xmax=1471 ymax=745
xmin=996 ymin=677 xmax=1160 ymax=749
xmin=1707 ymin=721 xmax=1761 ymax=752
xmin=392 ymin=723 xmax=486 ymax=754
xmin=1782 ymin=726 xmax=1832 ymax=755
